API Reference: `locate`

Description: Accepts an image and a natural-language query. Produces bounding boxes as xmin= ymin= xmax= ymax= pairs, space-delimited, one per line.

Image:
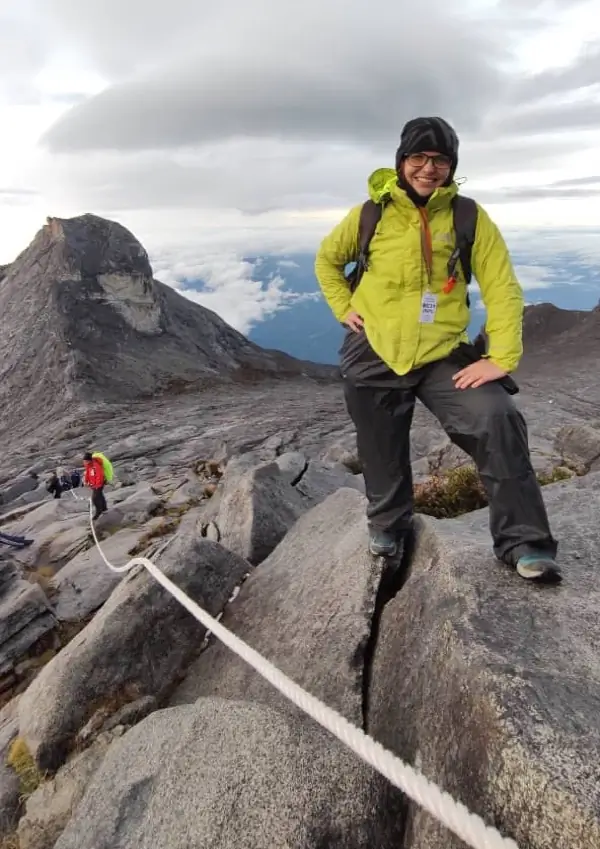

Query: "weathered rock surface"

xmin=0 ymin=475 xmax=40 ymax=509
xmin=369 ymin=472 xmax=600 ymax=849
xmin=274 ymin=450 xmax=307 ymax=483
xmin=172 ymin=488 xmax=387 ymax=726
xmin=0 ymin=559 xmax=56 ymax=678
xmin=554 ymin=422 xmax=600 ymax=472
xmin=214 ymin=455 xmax=367 ymax=567
xmin=17 ymin=731 xmax=116 ymax=849
xmin=90 ymin=484 xmax=163 ymax=533
xmin=295 ymin=458 xmax=365 ymax=501
xmin=50 ymin=528 xmax=143 ymax=622
xmin=0 ymin=703 xmax=20 ymax=836
xmin=18 ymin=534 xmax=250 ymax=771
xmin=216 ymin=461 xmax=308 ymax=565
xmin=53 ymin=697 xmax=406 ymax=849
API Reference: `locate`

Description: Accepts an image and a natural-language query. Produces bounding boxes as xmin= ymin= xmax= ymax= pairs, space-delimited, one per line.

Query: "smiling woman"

xmin=314 ymin=114 xmax=562 ymax=583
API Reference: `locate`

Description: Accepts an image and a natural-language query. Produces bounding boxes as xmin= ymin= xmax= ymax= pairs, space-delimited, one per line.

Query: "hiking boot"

xmin=516 ymin=554 xmax=562 ymax=584
xmin=369 ymin=529 xmax=398 ymax=558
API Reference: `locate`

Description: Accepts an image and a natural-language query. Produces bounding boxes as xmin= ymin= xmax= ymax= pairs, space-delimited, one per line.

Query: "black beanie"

xmin=395 ymin=117 xmax=459 ymax=180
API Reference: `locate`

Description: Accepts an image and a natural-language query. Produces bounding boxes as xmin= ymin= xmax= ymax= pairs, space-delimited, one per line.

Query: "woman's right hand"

xmin=344 ymin=311 xmax=364 ymax=333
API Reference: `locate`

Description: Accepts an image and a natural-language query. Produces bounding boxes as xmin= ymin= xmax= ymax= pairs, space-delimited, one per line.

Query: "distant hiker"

xmin=57 ymin=468 xmax=72 ymax=491
xmin=0 ymin=531 xmax=33 ymax=549
xmin=70 ymin=469 xmax=82 ymax=489
xmin=83 ymin=452 xmax=108 ymax=520
xmin=46 ymin=472 xmax=62 ymax=499
xmin=315 ymin=116 xmax=560 ymax=583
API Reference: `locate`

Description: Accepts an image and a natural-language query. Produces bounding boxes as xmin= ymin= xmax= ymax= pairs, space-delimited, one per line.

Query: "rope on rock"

xmin=88 ymin=498 xmax=520 ymax=849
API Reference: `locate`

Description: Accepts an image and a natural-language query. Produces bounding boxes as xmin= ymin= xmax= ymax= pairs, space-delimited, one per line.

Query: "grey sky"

xmin=2 ymin=0 xmax=600 ymax=332
xmin=2 ymin=0 xmax=600 ymax=268
xmin=41 ymin=0 xmax=505 ymax=153
xmin=33 ymin=0 xmax=598 ymax=156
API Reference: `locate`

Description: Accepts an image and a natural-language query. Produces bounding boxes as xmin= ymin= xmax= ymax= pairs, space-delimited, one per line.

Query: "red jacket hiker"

xmin=83 ymin=457 xmax=105 ymax=489
xmin=83 ymin=452 xmax=108 ymax=520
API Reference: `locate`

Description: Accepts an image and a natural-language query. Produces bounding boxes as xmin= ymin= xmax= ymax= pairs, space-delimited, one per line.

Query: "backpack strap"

xmin=345 ymin=200 xmax=384 ymax=293
xmin=346 ymin=194 xmax=477 ymax=300
xmin=446 ymin=195 xmax=477 ymax=288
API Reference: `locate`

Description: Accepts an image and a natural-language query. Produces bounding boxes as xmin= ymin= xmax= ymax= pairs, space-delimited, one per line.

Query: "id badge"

xmin=420 ymin=292 xmax=437 ymax=324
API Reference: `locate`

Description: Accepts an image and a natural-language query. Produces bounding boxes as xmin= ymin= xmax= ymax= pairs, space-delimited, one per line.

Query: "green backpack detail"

xmin=92 ymin=452 xmax=114 ymax=483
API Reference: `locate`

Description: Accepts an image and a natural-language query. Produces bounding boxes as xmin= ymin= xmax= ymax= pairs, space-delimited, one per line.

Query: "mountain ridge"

xmin=0 ymin=214 xmax=337 ymax=444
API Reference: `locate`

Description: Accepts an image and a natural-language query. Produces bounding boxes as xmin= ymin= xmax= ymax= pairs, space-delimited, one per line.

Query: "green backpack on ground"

xmin=92 ymin=452 xmax=114 ymax=483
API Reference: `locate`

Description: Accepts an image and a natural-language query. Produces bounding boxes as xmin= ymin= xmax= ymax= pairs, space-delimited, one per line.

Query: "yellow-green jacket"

xmin=314 ymin=168 xmax=524 ymax=374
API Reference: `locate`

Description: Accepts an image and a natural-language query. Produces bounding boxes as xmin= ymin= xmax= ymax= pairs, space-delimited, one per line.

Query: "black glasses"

xmin=405 ymin=153 xmax=452 ymax=169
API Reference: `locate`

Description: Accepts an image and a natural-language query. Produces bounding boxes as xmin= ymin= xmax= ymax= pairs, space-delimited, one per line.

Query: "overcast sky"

xmin=2 ymin=0 xmax=600 ymax=330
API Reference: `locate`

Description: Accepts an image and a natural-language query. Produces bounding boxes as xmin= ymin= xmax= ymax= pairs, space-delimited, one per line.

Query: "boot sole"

xmin=369 ymin=543 xmax=398 ymax=558
xmin=516 ymin=562 xmax=563 ymax=583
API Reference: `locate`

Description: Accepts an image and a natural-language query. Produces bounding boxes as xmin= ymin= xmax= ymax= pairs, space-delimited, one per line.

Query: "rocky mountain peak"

xmin=43 ymin=213 xmax=153 ymax=281
xmin=0 ymin=213 xmax=336 ymax=446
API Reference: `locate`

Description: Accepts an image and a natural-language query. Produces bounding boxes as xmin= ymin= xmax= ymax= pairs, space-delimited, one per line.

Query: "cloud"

xmin=20 ymin=0 xmax=598 ymax=231
xmin=42 ymin=2 xmax=505 ymax=154
xmin=0 ymin=187 xmax=39 ymax=208
xmin=472 ymin=174 xmax=600 ymax=203
xmin=3 ymin=0 xmax=600 ymax=285
xmin=38 ymin=0 xmax=600 ymax=160
xmin=151 ymin=248 xmax=316 ymax=333
xmin=507 ymin=42 xmax=600 ymax=106
xmin=512 ymin=265 xmax=556 ymax=290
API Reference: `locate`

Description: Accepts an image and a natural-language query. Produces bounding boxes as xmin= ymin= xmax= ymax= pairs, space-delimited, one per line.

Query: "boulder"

xmin=7 ymin=499 xmax=87 ymax=537
xmin=321 ymin=431 xmax=361 ymax=472
xmin=17 ymin=535 xmax=249 ymax=772
xmin=0 ymin=476 xmax=40 ymax=509
xmin=50 ymin=528 xmax=144 ymax=622
xmin=555 ymin=423 xmax=600 ymax=472
xmin=369 ymin=472 xmax=600 ymax=849
xmin=92 ymin=485 xmax=163 ymax=532
xmin=53 ymin=697 xmax=406 ymax=849
xmin=0 ymin=560 xmax=56 ymax=677
xmin=0 ymin=704 xmax=20 ymax=837
xmin=172 ymin=487 xmax=389 ymax=728
xmin=275 ymin=450 xmax=307 ymax=484
xmin=17 ymin=732 xmax=115 ymax=849
xmin=18 ymin=522 xmax=90 ymax=573
xmin=294 ymin=459 xmax=366 ymax=502
xmin=216 ymin=461 xmax=308 ymax=565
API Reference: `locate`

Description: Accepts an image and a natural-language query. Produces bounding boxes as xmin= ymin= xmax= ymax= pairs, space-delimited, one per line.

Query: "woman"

xmin=314 ymin=116 xmax=560 ymax=583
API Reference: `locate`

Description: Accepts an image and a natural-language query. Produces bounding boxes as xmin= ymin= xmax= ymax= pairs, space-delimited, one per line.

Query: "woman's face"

xmin=401 ymin=151 xmax=452 ymax=196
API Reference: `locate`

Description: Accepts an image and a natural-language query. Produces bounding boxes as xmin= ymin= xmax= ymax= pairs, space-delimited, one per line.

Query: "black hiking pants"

xmin=91 ymin=487 xmax=107 ymax=518
xmin=340 ymin=332 xmax=558 ymax=565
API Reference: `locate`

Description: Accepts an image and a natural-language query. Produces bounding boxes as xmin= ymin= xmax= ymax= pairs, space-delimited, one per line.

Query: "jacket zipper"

xmin=418 ymin=208 xmax=433 ymax=285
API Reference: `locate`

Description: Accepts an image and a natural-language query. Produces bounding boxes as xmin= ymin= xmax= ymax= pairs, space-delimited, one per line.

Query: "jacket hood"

xmin=367 ymin=167 xmax=458 ymax=206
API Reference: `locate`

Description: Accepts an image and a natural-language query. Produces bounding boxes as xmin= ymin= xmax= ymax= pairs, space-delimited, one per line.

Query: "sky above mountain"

xmin=2 ymin=0 xmax=600 ymax=331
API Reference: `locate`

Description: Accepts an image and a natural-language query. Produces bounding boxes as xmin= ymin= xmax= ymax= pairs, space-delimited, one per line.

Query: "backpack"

xmin=92 ymin=452 xmax=114 ymax=483
xmin=345 ymin=195 xmax=478 ymax=306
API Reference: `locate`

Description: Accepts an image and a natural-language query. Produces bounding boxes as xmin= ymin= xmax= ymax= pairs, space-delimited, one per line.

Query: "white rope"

xmin=89 ymin=499 xmax=520 ymax=849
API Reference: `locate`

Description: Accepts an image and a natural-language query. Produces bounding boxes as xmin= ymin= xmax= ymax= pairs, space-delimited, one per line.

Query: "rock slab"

xmin=54 ymin=697 xmax=406 ymax=849
xmin=18 ymin=535 xmax=250 ymax=771
xmin=369 ymin=472 xmax=600 ymax=849
xmin=172 ymin=487 xmax=386 ymax=727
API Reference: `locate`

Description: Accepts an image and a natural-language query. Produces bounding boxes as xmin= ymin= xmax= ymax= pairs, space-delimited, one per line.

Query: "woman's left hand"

xmin=452 ymin=359 xmax=507 ymax=389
